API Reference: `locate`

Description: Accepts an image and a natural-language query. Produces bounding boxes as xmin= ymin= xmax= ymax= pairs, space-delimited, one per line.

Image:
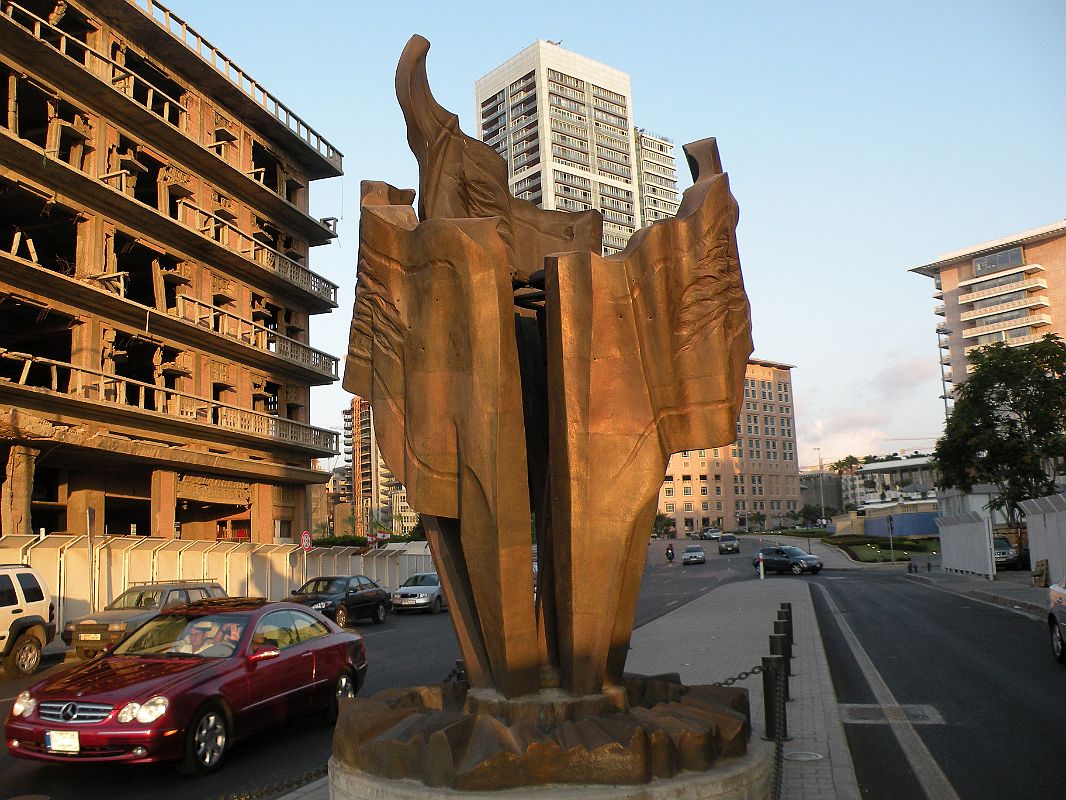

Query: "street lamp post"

xmin=814 ymin=447 xmax=826 ymax=525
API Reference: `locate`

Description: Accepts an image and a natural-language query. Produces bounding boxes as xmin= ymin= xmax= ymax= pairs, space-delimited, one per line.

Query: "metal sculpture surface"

xmin=338 ymin=35 xmax=755 ymax=790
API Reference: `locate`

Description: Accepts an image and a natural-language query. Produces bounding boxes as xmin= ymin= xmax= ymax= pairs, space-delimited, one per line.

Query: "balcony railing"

xmin=962 ymin=313 xmax=1052 ymax=339
xmin=959 ymin=277 xmax=1048 ymax=305
xmin=178 ymin=200 xmax=337 ymax=304
xmin=965 ymin=333 xmax=1044 ymax=354
xmin=0 ymin=350 xmax=337 ymax=452
xmin=960 ymin=295 xmax=1049 ymax=322
xmin=172 ymin=296 xmax=337 ymax=378
xmin=957 ymin=262 xmax=1044 ymax=289
xmin=934 ymin=304 xmax=945 ymax=316
xmin=128 ymin=0 xmax=342 ymax=171
xmin=2 ymin=1 xmax=187 ymax=127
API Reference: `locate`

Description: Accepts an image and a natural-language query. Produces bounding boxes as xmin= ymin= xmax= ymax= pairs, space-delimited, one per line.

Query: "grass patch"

xmin=838 ymin=536 xmax=939 ymax=563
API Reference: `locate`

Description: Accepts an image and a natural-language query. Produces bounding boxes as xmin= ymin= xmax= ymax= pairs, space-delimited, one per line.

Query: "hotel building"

xmin=658 ymin=359 xmax=801 ymax=534
xmin=911 ymin=219 xmax=1066 ymax=413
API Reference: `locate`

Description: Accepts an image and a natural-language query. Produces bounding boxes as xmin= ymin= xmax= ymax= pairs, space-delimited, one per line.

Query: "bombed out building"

xmin=0 ymin=0 xmax=341 ymax=542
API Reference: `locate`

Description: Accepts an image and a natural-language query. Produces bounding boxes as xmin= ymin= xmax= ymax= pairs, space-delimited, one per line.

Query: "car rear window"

xmin=15 ymin=572 xmax=44 ymax=602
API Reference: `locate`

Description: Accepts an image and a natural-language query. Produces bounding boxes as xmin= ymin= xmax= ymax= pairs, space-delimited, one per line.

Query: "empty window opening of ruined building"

xmin=111 ymin=232 xmax=182 ymax=310
xmin=0 ymin=179 xmax=79 ymax=275
xmin=122 ymin=49 xmax=184 ymax=126
xmin=0 ymin=299 xmax=75 ymax=390
xmin=16 ymin=80 xmax=51 ymax=149
xmin=110 ymin=334 xmax=162 ymax=411
xmin=251 ymin=141 xmax=279 ymax=192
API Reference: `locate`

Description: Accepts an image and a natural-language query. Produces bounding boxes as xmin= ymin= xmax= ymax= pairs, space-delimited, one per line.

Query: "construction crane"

xmin=881 ymin=437 xmax=938 ymax=457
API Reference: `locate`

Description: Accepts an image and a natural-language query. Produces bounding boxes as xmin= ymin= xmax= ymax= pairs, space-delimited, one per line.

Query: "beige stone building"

xmin=0 ymin=0 xmax=340 ymax=542
xmin=658 ymin=359 xmax=801 ymax=534
xmin=911 ymin=219 xmax=1066 ymax=413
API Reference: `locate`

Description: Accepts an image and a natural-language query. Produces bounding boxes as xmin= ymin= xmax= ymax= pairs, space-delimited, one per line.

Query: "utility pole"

xmin=814 ymin=447 xmax=826 ymax=526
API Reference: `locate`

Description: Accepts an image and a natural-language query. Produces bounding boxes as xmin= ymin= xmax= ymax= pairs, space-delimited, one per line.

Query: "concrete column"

xmin=250 ymin=483 xmax=275 ymax=543
xmin=151 ymin=470 xmax=177 ymax=538
xmin=67 ymin=469 xmax=105 ymax=537
xmin=1 ymin=444 xmax=37 ymax=535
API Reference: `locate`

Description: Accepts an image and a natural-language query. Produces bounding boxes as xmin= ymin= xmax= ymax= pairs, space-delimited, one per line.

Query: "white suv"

xmin=0 ymin=563 xmax=55 ymax=677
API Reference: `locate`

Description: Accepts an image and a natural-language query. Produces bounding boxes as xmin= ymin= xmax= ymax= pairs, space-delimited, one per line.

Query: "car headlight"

xmin=108 ymin=622 xmax=127 ymax=632
xmin=12 ymin=691 xmax=36 ymax=718
xmin=117 ymin=696 xmax=168 ymax=724
xmin=311 ymin=601 xmax=329 ymax=609
xmin=64 ymin=621 xmax=75 ymax=632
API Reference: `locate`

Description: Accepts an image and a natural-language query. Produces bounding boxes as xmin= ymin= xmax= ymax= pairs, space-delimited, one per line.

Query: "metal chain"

xmin=712 ymin=663 xmax=763 ymax=687
xmin=443 ymin=658 xmax=468 ymax=683
xmin=213 ymin=764 xmax=327 ymax=800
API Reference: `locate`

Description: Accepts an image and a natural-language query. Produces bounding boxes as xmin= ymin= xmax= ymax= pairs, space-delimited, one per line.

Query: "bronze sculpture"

xmin=338 ymin=35 xmax=758 ymax=791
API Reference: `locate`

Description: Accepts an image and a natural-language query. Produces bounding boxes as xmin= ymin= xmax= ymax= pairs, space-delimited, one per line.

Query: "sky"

xmin=161 ymin=0 xmax=1066 ymax=471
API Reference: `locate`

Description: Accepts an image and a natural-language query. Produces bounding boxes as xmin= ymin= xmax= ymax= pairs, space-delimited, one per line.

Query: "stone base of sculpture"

xmin=330 ymin=674 xmax=770 ymax=798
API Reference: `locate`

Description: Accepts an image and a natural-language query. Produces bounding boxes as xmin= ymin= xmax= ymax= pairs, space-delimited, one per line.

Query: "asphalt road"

xmin=813 ymin=573 xmax=1063 ymax=800
xmin=0 ymin=538 xmax=745 ymax=800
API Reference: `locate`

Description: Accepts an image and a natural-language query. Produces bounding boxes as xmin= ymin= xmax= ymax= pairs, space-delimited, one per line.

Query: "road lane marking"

xmin=666 ymin=600 xmax=679 ymax=607
xmin=814 ymin=583 xmax=961 ymax=800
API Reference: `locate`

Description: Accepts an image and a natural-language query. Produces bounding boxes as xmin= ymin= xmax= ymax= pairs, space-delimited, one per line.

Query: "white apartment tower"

xmin=635 ymin=128 xmax=681 ymax=223
xmin=475 ymin=41 xmax=679 ymax=254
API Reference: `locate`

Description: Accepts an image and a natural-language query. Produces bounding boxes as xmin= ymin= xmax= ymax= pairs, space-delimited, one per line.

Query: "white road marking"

xmin=814 ymin=583 xmax=961 ymax=800
xmin=666 ymin=600 xmax=679 ymax=607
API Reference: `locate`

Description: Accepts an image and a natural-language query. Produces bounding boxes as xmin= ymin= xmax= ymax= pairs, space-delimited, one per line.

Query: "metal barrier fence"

xmin=0 ymin=535 xmax=436 ymax=628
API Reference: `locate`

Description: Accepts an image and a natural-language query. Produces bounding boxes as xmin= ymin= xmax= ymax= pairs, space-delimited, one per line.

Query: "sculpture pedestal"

xmin=330 ymin=674 xmax=767 ymax=797
xmin=329 ymin=744 xmax=771 ymax=800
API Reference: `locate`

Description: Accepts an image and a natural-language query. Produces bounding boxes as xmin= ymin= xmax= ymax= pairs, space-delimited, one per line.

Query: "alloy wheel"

xmin=193 ymin=711 xmax=227 ymax=768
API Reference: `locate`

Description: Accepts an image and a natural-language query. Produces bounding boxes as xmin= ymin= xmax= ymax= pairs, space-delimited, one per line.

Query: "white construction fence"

xmin=936 ymin=512 xmax=994 ymax=579
xmin=0 ymin=535 xmax=436 ymax=629
xmin=1020 ymin=493 xmax=1066 ymax=586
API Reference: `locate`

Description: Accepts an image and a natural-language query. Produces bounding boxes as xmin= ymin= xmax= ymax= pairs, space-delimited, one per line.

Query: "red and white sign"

xmin=300 ymin=530 xmax=312 ymax=551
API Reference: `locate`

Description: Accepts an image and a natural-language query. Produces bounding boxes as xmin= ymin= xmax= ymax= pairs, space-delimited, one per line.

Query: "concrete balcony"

xmin=177 ymin=200 xmax=337 ymax=305
xmin=935 ymin=323 xmax=952 ymax=335
xmin=0 ymin=351 xmax=338 ymax=455
xmin=960 ymin=295 xmax=1050 ymax=322
xmin=959 ymin=277 xmax=1048 ymax=305
xmin=934 ymin=304 xmax=946 ymax=316
xmin=957 ymin=262 xmax=1044 ymax=289
xmin=172 ymin=295 xmax=338 ymax=380
xmin=965 ymin=333 xmax=1044 ymax=354
xmin=961 ymin=313 xmax=1052 ymax=339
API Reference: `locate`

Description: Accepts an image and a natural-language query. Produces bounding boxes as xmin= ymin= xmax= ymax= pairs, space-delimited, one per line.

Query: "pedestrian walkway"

xmin=277 ymin=535 xmax=1052 ymax=800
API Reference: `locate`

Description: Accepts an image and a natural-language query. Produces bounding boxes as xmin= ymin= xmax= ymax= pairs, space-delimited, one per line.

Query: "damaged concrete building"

xmin=0 ymin=0 xmax=341 ymax=542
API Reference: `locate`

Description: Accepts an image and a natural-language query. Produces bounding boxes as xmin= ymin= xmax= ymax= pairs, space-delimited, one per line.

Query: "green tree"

xmin=652 ymin=512 xmax=673 ymax=538
xmin=409 ymin=515 xmax=426 ymax=541
xmin=799 ymin=504 xmax=822 ymax=526
xmin=934 ymin=335 xmax=1066 ymax=526
xmin=830 ymin=455 xmax=861 ymax=474
xmin=749 ymin=511 xmax=766 ymax=530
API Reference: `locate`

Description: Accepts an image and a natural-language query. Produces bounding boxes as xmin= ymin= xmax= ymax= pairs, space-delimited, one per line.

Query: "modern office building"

xmin=657 ymin=359 xmax=801 ymax=534
xmin=911 ymin=219 xmax=1066 ymax=413
xmin=474 ymin=41 xmax=680 ymax=254
xmin=345 ymin=396 xmax=418 ymax=538
xmin=0 ymin=0 xmax=340 ymax=542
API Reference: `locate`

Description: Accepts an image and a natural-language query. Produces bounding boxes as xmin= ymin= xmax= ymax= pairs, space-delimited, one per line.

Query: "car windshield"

xmin=113 ymin=614 xmax=250 ymax=658
xmin=993 ymin=537 xmax=1012 ymax=548
xmin=106 ymin=589 xmax=163 ymax=610
xmin=401 ymin=574 xmax=438 ymax=587
xmin=296 ymin=578 xmax=346 ymax=595
xmin=781 ymin=546 xmax=809 ymax=557
xmin=720 ymin=535 xmax=737 ymax=542
xmin=684 ymin=546 xmax=703 ymax=553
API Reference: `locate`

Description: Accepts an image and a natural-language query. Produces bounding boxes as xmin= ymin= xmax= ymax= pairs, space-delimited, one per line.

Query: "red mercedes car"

xmin=5 ymin=597 xmax=367 ymax=774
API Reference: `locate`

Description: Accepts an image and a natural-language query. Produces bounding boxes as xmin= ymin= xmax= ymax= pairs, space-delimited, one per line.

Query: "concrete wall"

xmin=0 ymin=535 xmax=438 ymax=629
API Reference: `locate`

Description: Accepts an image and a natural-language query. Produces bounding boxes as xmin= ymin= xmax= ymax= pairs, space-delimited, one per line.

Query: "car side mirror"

xmin=248 ymin=646 xmax=281 ymax=663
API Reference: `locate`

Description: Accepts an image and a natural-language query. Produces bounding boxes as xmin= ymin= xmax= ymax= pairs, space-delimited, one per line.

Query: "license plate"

xmin=78 ymin=633 xmax=102 ymax=641
xmin=399 ymin=599 xmax=416 ymax=605
xmin=46 ymin=730 xmax=80 ymax=753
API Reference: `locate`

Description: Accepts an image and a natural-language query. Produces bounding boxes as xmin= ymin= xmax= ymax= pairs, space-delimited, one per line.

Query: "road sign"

xmin=300 ymin=530 xmax=312 ymax=551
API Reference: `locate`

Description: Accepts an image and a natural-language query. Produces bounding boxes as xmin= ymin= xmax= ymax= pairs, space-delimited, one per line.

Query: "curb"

xmin=904 ymin=573 xmax=1045 ymax=618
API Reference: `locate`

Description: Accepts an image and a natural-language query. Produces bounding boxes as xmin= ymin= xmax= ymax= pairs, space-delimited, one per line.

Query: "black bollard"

xmin=773 ymin=619 xmax=793 ymax=660
xmin=761 ymin=655 xmax=790 ymax=741
xmin=770 ymin=633 xmax=793 ymax=687
xmin=927 ymin=560 xmax=932 ymax=572
xmin=777 ymin=606 xmax=794 ymax=646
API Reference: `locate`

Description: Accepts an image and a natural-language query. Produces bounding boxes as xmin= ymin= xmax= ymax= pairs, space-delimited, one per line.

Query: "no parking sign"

xmin=300 ymin=530 xmax=312 ymax=551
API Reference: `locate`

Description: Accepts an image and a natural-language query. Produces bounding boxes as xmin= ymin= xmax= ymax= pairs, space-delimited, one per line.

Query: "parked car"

xmin=718 ymin=533 xmax=740 ymax=554
xmin=392 ymin=573 xmax=448 ymax=614
xmin=0 ymin=563 xmax=56 ymax=677
xmin=992 ymin=535 xmax=1022 ymax=571
xmin=699 ymin=528 xmax=722 ymax=541
xmin=1048 ymin=581 xmax=1066 ymax=664
xmin=63 ymin=579 xmax=226 ymax=659
xmin=754 ymin=545 xmax=823 ymax=575
xmin=6 ymin=597 xmax=367 ymax=774
xmin=287 ymin=575 xmax=391 ymax=626
xmin=682 ymin=545 xmax=706 ymax=565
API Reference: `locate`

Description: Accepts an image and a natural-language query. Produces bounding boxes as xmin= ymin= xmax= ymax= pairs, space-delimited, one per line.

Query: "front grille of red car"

xmin=38 ymin=701 xmax=113 ymax=724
